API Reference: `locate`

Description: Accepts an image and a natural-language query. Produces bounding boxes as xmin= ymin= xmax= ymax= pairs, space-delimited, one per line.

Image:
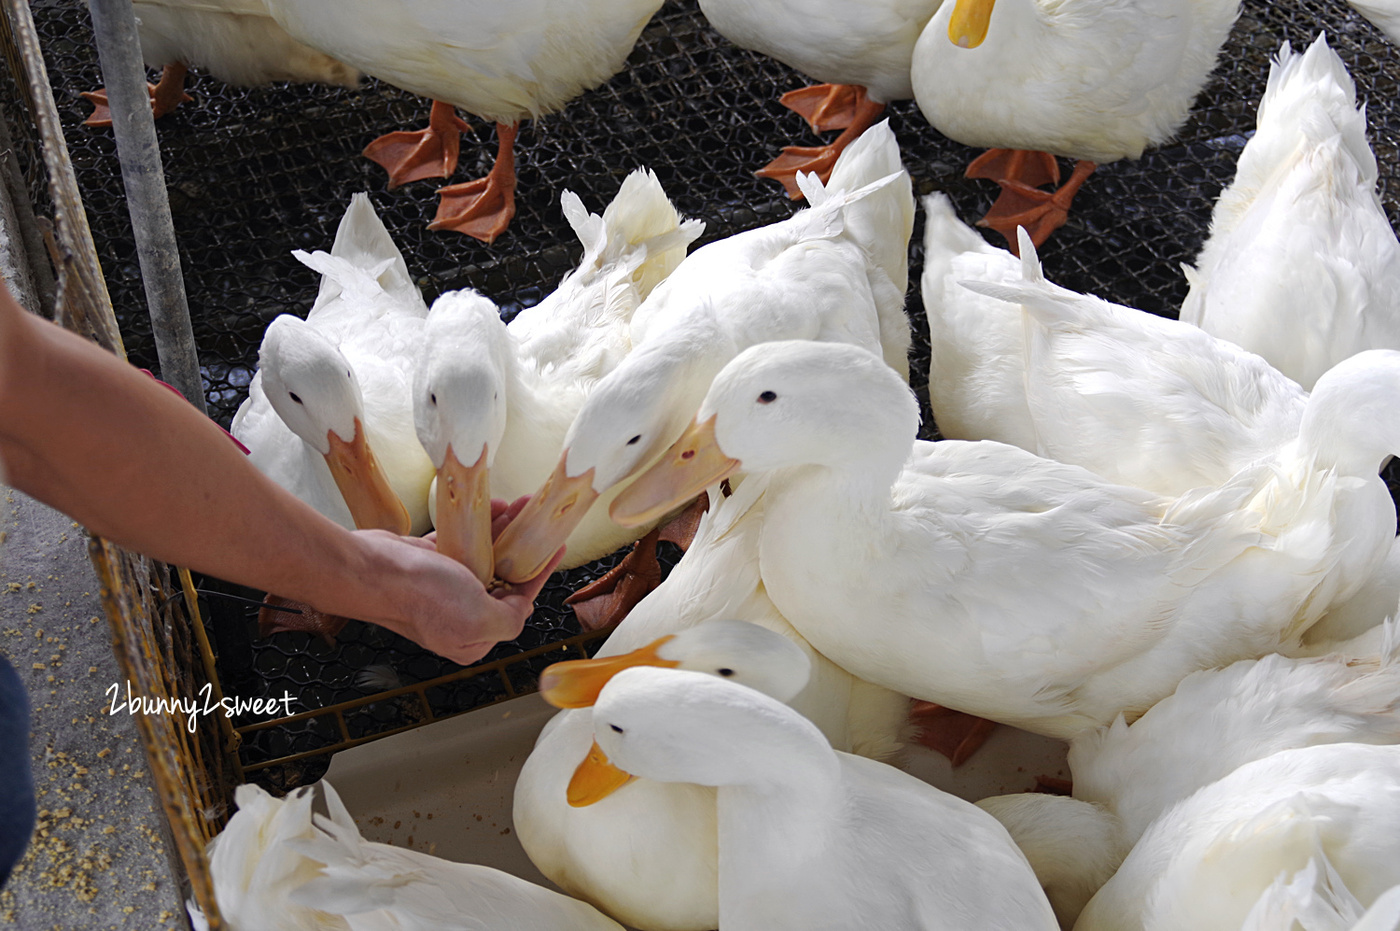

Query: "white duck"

xmin=1180 ymin=36 xmax=1400 ymax=391
xmin=82 ymin=0 xmax=359 ymax=127
xmin=232 ymin=193 xmax=433 ymax=537
xmin=192 ymin=781 xmax=336 ymax=930
xmin=1347 ymin=0 xmax=1400 ymax=46
xmin=910 ymin=0 xmax=1240 ymax=250
xmin=978 ymin=632 xmax=1400 ymax=926
xmin=192 ymin=781 xmax=624 ymax=930
xmin=696 ymin=0 xmax=943 ymax=195
xmin=580 ymin=665 xmax=1059 ymax=931
xmin=262 ymin=0 xmax=665 ymax=242
xmin=608 ymin=339 xmax=1400 ymax=740
xmin=413 ymin=169 xmax=701 ymax=584
xmin=922 ymin=199 xmax=1310 ymax=498
xmin=1242 ymin=857 xmax=1400 ymax=931
xmin=1075 ymin=743 xmax=1400 ymax=931
xmin=492 ymin=121 xmax=914 ymax=584
xmin=514 ymin=485 xmax=908 ymax=931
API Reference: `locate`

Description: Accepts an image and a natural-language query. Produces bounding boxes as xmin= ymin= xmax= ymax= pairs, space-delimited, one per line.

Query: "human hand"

xmin=346 ymin=497 xmax=564 ymax=665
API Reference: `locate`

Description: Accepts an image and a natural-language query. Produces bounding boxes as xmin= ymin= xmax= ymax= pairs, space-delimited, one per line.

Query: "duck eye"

xmin=430 ymin=392 xmax=437 ymax=406
xmin=758 ymin=391 xmax=777 ymax=404
xmin=626 ymin=435 xmax=642 ymax=446
xmin=609 ymin=724 xmax=624 ymax=734
xmin=717 ymin=668 xmax=735 ymax=677
xmin=289 ymin=392 xmax=304 ymax=405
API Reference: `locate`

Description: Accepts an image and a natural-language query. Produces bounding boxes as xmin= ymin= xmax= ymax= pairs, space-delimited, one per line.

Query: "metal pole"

xmin=86 ymin=0 xmax=206 ymax=413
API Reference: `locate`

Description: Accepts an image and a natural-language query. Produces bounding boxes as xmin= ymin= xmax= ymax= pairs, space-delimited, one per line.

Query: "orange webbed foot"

xmin=81 ymin=89 xmax=114 ymax=128
xmin=427 ymin=122 xmax=518 ymax=243
xmin=756 ymin=144 xmax=843 ymax=198
xmin=257 ymin=594 xmax=350 ymax=647
xmin=565 ymin=528 xmax=664 ymax=632
xmin=1034 ymin=774 xmax=1073 ymax=796
xmin=909 ymin=700 xmax=999 ymax=767
xmin=657 ymin=491 xmax=711 ymax=551
xmin=976 ymin=160 xmax=1097 ymax=256
xmin=779 ymin=83 xmax=868 ymax=134
xmin=965 ymin=148 xmax=1061 ymax=189
xmin=756 ymin=91 xmax=884 ymax=200
xmin=364 ymin=100 xmax=471 ymax=189
xmin=82 ymin=63 xmax=191 ymax=128
xmin=429 ymin=174 xmax=517 ymax=243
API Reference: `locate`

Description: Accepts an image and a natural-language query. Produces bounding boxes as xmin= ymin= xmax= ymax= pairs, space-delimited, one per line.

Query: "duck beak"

xmin=493 ymin=456 xmax=598 ymax=583
xmin=324 ymin=417 xmax=411 ymax=534
xmin=434 ymin=444 xmax=494 ymax=584
xmin=567 ymin=741 xmax=634 ymax=807
xmin=609 ymin=415 xmax=739 ymax=529
xmin=948 ymin=0 xmax=995 ymax=48
xmin=538 ymin=636 xmax=680 ymax=708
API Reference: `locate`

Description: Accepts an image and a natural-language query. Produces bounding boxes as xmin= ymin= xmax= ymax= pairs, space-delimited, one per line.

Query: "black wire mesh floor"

xmin=20 ymin=0 xmax=1400 ymax=788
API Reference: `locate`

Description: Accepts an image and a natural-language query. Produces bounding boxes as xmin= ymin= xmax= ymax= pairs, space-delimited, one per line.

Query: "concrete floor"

xmin=0 ymin=491 xmax=188 ymax=930
xmin=0 ymin=84 xmax=195 ymax=930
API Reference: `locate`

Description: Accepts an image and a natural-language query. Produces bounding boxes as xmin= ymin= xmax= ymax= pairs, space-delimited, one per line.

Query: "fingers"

xmin=357 ymin=528 xmax=437 ymax=552
xmin=491 ymin=493 xmax=533 ymax=540
xmin=494 ymin=546 xmax=565 ymax=610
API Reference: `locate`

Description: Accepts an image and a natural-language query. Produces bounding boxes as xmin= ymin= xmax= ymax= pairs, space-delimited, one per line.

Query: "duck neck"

xmin=715 ymin=746 xmax=844 ymax=926
xmin=642 ymin=321 xmax=735 ymax=410
xmin=496 ymin=348 xmax=580 ymax=482
xmin=763 ymin=434 xmax=912 ymax=540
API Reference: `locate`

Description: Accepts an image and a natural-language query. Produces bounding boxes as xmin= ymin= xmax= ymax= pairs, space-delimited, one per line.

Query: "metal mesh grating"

xmin=27 ymin=0 xmax=1400 ymax=788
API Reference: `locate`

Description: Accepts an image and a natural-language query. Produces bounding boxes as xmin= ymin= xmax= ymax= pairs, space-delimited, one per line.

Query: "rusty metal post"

xmin=86 ymin=0 xmax=205 ymax=412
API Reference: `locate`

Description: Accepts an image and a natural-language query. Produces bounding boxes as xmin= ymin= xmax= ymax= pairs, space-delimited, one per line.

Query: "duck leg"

xmin=909 ymin=700 xmax=999 ymax=767
xmin=363 ymin=100 xmax=472 ymax=190
xmin=977 ymin=160 xmax=1097 ymax=256
xmin=82 ymin=62 xmax=191 ymax=128
xmin=756 ymin=87 xmax=885 ymax=199
xmin=778 ymin=83 xmax=869 ymax=133
xmin=565 ymin=493 xmax=712 ymax=631
xmin=429 ymin=122 xmax=518 ymax=244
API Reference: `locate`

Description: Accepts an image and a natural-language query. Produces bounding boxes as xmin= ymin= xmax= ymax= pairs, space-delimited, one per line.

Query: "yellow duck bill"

xmin=948 ymin=0 xmax=995 ymax=49
xmin=492 ymin=456 xmax=598 ymax=583
xmin=609 ymin=414 xmax=740 ymax=528
xmin=434 ymin=444 xmax=494 ymax=584
xmin=567 ymin=740 xmax=634 ymax=807
xmin=538 ymin=635 xmax=680 ymax=709
xmin=324 ymin=416 xmax=411 ymax=534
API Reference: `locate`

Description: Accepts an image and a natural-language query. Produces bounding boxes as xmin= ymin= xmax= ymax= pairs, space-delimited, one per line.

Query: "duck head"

xmin=260 ymin=315 xmax=410 ymax=534
xmin=1301 ymin=349 xmax=1400 ymax=478
xmin=492 ymin=340 xmax=717 ymax=583
xmin=554 ymin=620 xmax=812 ymax=806
xmin=414 ymin=290 xmax=510 ymax=583
xmin=581 ymin=664 xmax=835 ymax=805
xmin=610 ymin=340 xmax=919 ymax=528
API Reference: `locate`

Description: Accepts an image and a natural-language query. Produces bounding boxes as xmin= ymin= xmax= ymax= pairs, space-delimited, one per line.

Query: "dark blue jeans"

xmin=0 ymin=654 xmax=34 ymax=887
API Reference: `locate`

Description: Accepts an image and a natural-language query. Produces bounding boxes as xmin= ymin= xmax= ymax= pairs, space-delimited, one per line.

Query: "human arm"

xmin=0 ymin=281 xmax=560 ymax=664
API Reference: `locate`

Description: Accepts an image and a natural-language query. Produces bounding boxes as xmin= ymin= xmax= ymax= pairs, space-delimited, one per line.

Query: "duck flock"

xmin=74 ymin=0 xmax=1400 ymax=928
